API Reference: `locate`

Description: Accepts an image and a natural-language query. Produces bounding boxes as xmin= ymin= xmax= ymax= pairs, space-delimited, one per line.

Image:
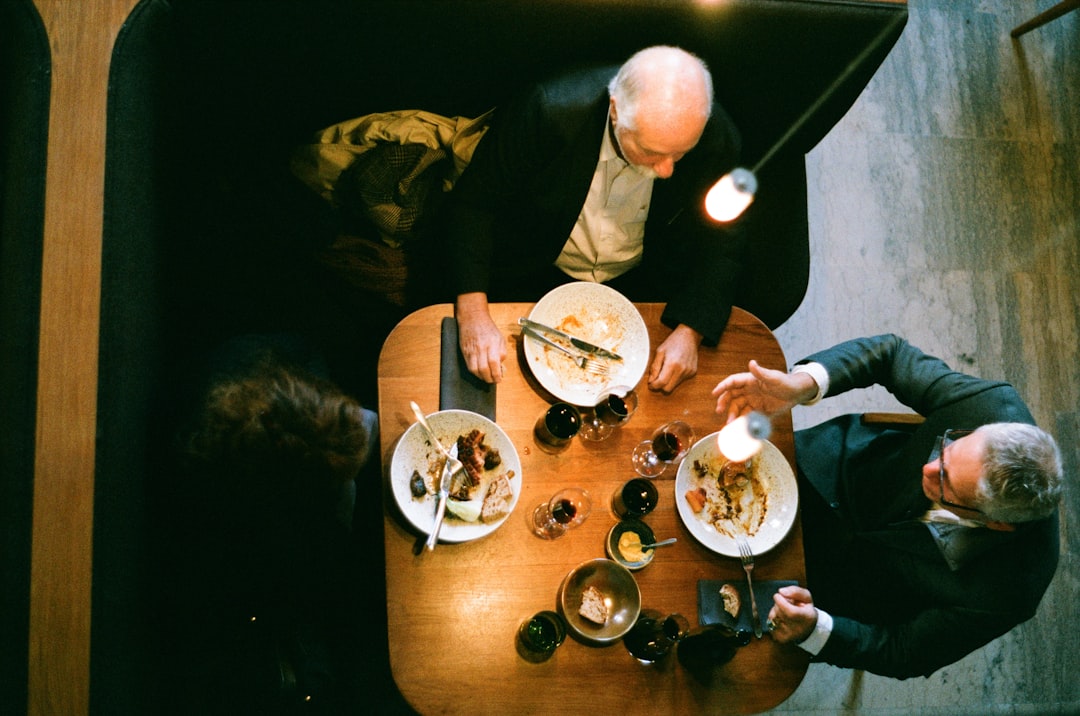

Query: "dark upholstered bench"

xmin=96 ymin=0 xmax=906 ymax=710
xmin=0 ymin=2 xmax=49 ymax=713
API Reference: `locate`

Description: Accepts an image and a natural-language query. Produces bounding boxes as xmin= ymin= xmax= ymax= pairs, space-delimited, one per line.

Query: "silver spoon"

xmin=641 ymin=538 xmax=678 ymax=551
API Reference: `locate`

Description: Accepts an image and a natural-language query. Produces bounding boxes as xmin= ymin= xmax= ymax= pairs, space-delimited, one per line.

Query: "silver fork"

xmin=523 ymin=327 xmax=608 ymax=375
xmin=735 ymin=535 xmax=763 ymax=638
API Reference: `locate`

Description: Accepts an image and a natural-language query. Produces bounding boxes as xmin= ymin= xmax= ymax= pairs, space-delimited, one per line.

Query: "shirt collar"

xmin=602 ymin=109 xmax=624 ymax=165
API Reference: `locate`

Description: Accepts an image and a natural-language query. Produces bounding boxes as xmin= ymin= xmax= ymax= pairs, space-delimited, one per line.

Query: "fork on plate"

xmin=735 ymin=534 xmax=763 ymax=638
xmin=522 ymin=326 xmax=608 ymax=375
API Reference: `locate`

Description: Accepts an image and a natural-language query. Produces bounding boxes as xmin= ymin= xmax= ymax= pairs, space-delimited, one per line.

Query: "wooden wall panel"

xmin=29 ymin=2 xmax=137 ymax=714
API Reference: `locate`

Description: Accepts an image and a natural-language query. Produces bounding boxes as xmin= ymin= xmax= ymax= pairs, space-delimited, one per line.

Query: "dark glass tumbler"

xmin=517 ymin=610 xmax=567 ymax=662
xmin=612 ymin=478 xmax=659 ymax=518
xmin=534 ymin=402 xmax=581 ymax=454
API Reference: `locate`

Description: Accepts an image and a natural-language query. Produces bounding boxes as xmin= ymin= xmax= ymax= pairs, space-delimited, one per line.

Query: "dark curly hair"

xmin=181 ymin=356 xmax=372 ymax=511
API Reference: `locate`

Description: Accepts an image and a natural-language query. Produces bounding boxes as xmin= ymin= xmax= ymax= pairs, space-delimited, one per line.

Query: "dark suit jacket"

xmin=794 ymin=334 xmax=1059 ymax=678
xmin=442 ymin=66 xmax=743 ymax=344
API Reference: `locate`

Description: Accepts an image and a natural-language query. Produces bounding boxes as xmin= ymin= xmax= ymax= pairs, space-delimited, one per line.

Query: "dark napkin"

xmin=698 ymin=579 xmax=798 ymax=634
xmin=439 ymin=317 xmax=496 ymax=420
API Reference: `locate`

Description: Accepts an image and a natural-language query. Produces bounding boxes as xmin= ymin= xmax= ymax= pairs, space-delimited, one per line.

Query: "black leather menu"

xmin=439 ymin=317 xmax=496 ymax=420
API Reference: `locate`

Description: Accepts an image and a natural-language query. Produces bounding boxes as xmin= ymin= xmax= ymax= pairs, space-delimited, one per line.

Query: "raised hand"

xmin=711 ymin=359 xmax=817 ymax=423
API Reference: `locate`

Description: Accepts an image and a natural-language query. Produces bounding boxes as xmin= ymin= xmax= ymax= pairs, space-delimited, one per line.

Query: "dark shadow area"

xmin=95 ymin=1 xmax=905 ymax=713
xmin=0 ymin=1 xmax=49 ymax=714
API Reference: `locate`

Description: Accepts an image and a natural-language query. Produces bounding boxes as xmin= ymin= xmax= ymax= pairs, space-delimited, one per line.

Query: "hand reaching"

xmin=711 ymin=359 xmax=816 ymax=422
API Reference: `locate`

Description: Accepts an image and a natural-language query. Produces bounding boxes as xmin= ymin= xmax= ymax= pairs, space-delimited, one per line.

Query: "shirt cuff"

xmin=795 ymin=607 xmax=833 ymax=655
xmin=791 ymin=362 xmax=829 ymax=406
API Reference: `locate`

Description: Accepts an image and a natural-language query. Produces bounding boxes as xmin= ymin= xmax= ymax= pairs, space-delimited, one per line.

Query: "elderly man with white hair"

xmin=442 ymin=46 xmax=744 ymax=394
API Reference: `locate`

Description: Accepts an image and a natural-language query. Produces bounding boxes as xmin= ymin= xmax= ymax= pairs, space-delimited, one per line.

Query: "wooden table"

xmin=377 ymin=304 xmax=808 ymax=715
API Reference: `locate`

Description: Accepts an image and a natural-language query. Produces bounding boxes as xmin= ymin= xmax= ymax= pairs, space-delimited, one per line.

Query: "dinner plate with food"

xmin=390 ymin=409 xmax=522 ymax=543
xmin=523 ymin=282 xmax=649 ymax=406
xmin=675 ymin=433 xmax=798 ymax=557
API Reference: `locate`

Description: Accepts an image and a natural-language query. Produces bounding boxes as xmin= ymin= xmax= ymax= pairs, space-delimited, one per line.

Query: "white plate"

xmin=390 ymin=409 xmax=522 ymax=543
xmin=675 ymin=434 xmax=798 ymax=557
xmin=523 ymin=282 xmax=649 ymax=406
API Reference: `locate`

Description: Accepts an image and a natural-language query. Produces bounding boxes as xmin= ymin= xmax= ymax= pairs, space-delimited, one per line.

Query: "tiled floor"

xmin=768 ymin=1 xmax=1080 ymax=713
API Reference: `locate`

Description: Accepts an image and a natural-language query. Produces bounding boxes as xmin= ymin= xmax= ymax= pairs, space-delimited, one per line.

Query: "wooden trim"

xmin=860 ymin=412 xmax=925 ymax=426
xmin=29 ymin=2 xmax=138 ymax=714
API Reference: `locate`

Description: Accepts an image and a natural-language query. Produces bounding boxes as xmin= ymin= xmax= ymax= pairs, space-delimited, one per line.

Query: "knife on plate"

xmin=517 ymin=317 xmax=623 ymax=361
xmin=426 ymin=443 xmax=457 ymax=551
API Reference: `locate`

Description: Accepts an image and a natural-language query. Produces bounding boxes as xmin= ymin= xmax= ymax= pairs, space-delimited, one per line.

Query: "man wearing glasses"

xmin=712 ymin=334 xmax=1063 ymax=679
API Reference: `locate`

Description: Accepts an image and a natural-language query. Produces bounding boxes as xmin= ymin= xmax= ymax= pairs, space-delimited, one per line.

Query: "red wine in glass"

xmin=652 ymin=431 xmax=682 ymax=462
xmin=580 ymin=387 xmax=636 ymax=442
xmin=545 ymin=404 xmax=581 ymax=439
xmin=614 ymin=478 xmax=658 ymax=517
xmin=551 ymin=499 xmax=577 ymax=524
xmin=632 ymin=420 xmax=694 ymax=477
xmin=596 ymin=394 xmax=629 ymax=425
xmin=535 ymin=402 xmax=582 ymax=452
xmin=532 ymin=487 xmax=591 ymax=539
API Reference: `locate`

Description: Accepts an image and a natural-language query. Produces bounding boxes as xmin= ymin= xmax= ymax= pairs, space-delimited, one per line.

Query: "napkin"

xmin=697 ymin=579 xmax=798 ymax=634
xmin=439 ymin=317 xmax=496 ymax=420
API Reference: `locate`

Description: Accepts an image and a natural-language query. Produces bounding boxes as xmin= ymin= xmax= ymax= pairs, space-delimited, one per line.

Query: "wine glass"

xmin=531 ymin=487 xmax=591 ymax=539
xmin=579 ymin=386 xmax=638 ymax=441
xmin=631 ymin=420 xmax=695 ymax=477
xmin=624 ymin=612 xmax=691 ymax=663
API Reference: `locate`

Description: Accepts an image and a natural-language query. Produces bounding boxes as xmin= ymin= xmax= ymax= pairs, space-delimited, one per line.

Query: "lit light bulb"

xmin=704 ymin=167 xmax=757 ymax=222
xmin=716 ymin=411 xmax=771 ymax=462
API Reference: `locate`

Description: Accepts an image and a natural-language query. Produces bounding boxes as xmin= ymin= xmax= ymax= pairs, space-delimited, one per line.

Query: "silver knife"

xmin=517 ymin=317 xmax=623 ymax=361
xmin=426 ymin=443 xmax=457 ymax=551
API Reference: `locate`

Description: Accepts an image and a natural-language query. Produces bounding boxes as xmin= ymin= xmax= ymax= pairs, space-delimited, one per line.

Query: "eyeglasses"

xmin=935 ymin=429 xmax=984 ymax=515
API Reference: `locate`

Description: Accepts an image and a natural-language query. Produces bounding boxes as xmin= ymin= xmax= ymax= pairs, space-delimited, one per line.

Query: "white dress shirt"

xmin=555 ymin=113 xmax=654 ymax=282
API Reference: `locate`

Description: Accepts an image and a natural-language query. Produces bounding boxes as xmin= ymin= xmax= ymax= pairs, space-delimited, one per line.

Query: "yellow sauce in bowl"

xmin=618 ymin=530 xmax=648 ymax=563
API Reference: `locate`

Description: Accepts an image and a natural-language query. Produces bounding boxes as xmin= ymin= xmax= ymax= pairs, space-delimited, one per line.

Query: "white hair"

xmin=607 ymin=45 xmax=713 ymax=131
xmin=973 ymin=422 xmax=1063 ymax=522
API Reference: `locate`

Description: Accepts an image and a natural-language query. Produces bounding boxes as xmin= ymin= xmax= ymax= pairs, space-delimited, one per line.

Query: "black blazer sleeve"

xmin=647 ymin=102 xmax=743 ymax=344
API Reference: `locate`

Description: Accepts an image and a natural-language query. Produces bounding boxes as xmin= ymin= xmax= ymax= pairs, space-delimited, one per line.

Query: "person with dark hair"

xmin=180 ymin=339 xmax=376 ymax=533
xmin=162 ymin=334 xmax=379 ymax=712
xmin=712 ymin=334 xmax=1063 ymax=679
xmin=444 ymin=45 xmax=743 ymax=394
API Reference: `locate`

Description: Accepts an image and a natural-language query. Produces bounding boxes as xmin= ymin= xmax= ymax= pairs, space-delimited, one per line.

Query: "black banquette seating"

xmin=94 ymin=1 xmax=906 ymax=711
xmin=0 ymin=2 xmax=49 ymax=714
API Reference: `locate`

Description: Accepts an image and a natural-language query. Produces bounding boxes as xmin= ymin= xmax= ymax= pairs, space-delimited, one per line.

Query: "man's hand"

xmin=767 ymin=585 xmax=817 ymax=645
xmin=711 ymin=359 xmax=816 ymax=422
xmin=455 ymin=292 xmax=506 ymax=384
xmin=647 ymin=324 xmax=701 ymax=394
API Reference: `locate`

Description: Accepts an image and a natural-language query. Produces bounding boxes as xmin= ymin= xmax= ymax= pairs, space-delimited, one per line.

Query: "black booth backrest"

xmin=95 ymin=0 xmax=905 ymax=710
xmin=122 ymin=0 xmax=905 ymax=345
xmin=0 ymin=2 xmax=49 ymax=714
xmin=163 ymin=0 xmax=903 ymax=164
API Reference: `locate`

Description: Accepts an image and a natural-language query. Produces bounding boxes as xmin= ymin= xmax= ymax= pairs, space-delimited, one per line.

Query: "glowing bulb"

xmin=716 ymin=412 xmax=771 ymax=462
xmin=705 ymin=167 xmax=757 ymax=222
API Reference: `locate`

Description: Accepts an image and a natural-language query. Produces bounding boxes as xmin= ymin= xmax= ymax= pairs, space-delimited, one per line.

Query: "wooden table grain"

xmin=377 ymin=303 xmax=808 ymax=715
